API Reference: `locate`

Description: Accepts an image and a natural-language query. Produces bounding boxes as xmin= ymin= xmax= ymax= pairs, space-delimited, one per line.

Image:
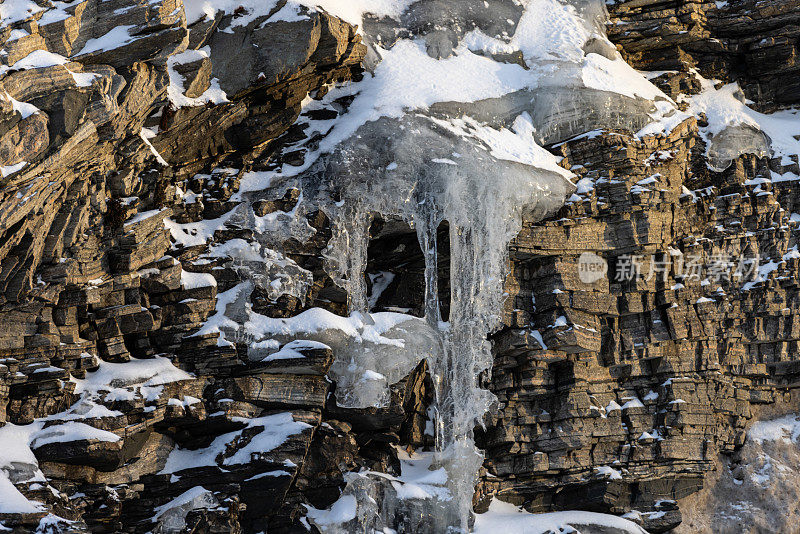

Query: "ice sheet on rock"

xmin=228 ymin=94 xmax=575 ymax=531
xmin=306 ymin=449 xmax=456 ymax=533
xmin=278 ymin=112 xmax=570 ymax=527
xmin=683 ymin=74 xmax=800 ymax=171
xmin=206 ymin=269 xmax=434 ymax=408
xmin=189 ymin=283 xmax=248 ymax=347
xmin=207 ymin=239 xmax=314 ymax=303
xmin=241 ymin=302 xmax=436 ymax=408
xmin=748 ymin=414 xmax=800 ymax=443
xmin=306 ymin=451 xmax=646 ymax=534
xmin=299 ymin=0 xmax=673 ymax=151
xmin=198 ymin=0 xmax=678 ymax=530
xmin=153 ymin=486 xmax=219 ymax=534
xmin=326 ymin=317 xmax=443 ymax=408
xmin=294 ymin=113 xmax=573 ymax=307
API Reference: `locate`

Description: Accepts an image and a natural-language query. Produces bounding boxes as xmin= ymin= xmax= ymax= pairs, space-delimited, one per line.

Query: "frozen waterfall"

xmin=219 ymin=0 xmax=682 ymax=530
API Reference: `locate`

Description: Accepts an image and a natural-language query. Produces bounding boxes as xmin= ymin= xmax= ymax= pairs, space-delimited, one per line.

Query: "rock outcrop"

xmin=1 ymin=0 xmax=800 ymax=533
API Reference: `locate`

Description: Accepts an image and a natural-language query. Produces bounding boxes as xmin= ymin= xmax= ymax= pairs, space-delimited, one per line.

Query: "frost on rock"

xmin=677 ymin=413 xmax=800 ymax=533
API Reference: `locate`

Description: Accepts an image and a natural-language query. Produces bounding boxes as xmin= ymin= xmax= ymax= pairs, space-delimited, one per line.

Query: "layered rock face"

xmin=1 ymin=0 xmax=800 ymax=533
xmin=607 ymin=0 xmax=800 ymax=110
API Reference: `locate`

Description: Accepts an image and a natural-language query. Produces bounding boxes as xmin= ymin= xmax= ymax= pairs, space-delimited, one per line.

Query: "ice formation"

xmin=681 ymin=73 xmax=800 ymax=171
xmin=153 ymin=486 xmax=220 ymax=533
xmin=191 ymin=0 xmax=685 ymax=530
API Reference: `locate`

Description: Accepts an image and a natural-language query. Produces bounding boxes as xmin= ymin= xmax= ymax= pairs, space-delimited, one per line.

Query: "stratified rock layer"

xmin=1 ymin=0 xmax=800 ymax=533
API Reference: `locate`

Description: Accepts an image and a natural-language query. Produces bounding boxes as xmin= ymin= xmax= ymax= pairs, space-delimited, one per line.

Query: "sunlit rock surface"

xmin=1 ymin=0 xmax=800 ymax=532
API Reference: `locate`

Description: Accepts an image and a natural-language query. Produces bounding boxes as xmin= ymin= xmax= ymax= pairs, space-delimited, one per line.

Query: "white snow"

xmin=391 ymin=449 xmax=450 ymax=500
xmin=0 ymin=423 xmax=45 ymax=514
xmin=749 ymin=414 xmax=800 ymax=444
xmin=245 ymin=308 xmax=413 ymax=345
xmin=595 ymin=465 xmax=623 ymax=480
xmin=29 ymin=422 xmax=120 ymax=448
xmin=1 ymin=161 xmax=28 ymax=177
xmin=0 ymin=475 xmax=41 ymax=514
xmin=180 ymin=269 xmax=217 ymax=290
xmin=184 ymin=0 xmax=281 ymax=25
xmin=620 ymin=397 xmax=645 ymax=409
xmin=306 ymin=495 xmax=358 ymax=528
xmin=68 ymin=70 xmax=101 ymax=87
xmin=152 ymin=486 xmax=219 ymax=532
xmin=2 ymin=92 xmax=40 ymax=119
xmin=0 ymin=0 xmax=45 ymax=25
xmin=72 ymin=356 xmax=193 ymax=395
xmin=183 ymin=0 xmax=416 ymax=27
xmin=124 ymin=207 xmax=167 ymax=228
xmin=161 ymin=412 xmax=310 ymax=473
xmin=262 ymin=339 xmax=330 ymax=362
xmin=643 ymin=390 xmax=659 ymax=401
xmin=153 ymin=486 xmax=214 ymax=518
xmin=165 ymin=47 xmax=229 ymax=108
xmin=76 ymin=25 xmax=136 ymax=55
xmin=165 ymin=209 xmax=237 ymax=248
xmin=139 ymin=128 xmax=169 ymax=166
xmin=10 ymin=50 xmax=69 ymax=70
xmin=473 ymin=500 xmax=646 ymax=534
xmin=188 ymin=283 xmax=247 ymax=347
xmin=682 ymin=74 xmax=800 ymax=169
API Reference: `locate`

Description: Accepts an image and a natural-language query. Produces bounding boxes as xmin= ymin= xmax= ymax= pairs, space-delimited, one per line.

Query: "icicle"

xmin=234 ymin=112 xmax=574 ymax=531
xmin=324 ymin=204 xmax=372 ymax=314
xmin=414 ymin=209 xmax=442 ymax=327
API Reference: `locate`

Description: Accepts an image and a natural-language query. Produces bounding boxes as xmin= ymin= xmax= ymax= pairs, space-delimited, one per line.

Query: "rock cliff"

xmin=0 ymin=0 xmax=799 ymax=533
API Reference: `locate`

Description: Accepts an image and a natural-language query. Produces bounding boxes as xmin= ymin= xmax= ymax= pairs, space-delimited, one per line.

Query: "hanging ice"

xmin=295 ymin=112 xmax=574 ymax=531
xmin=214 ymin=0 xmax=684 ymax=530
